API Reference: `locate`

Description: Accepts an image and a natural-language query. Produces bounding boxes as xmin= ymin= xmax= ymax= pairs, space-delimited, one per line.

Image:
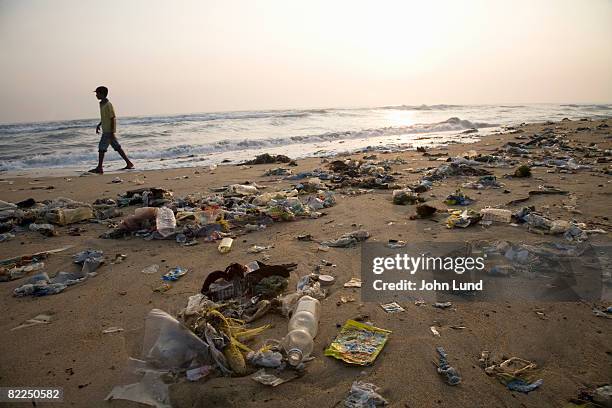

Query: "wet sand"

xmin=0 ymin=118 xmax=610 ymax=407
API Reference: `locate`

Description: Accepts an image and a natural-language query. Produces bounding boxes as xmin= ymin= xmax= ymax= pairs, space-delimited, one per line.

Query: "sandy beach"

xmin=1 ymin=118 xmax=611 ymax=407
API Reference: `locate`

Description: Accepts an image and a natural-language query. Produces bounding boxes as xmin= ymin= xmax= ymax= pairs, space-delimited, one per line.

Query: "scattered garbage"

xmin=484 ymin=356 xmax=543 ymax=393
xmin=433 ymin=302 xmax=452 ymax=309
xmin=325 ymin=320 xmax=391 ymax=365
xmin=592 ymin=306 xmax=612 ymax=319
xmin=445 ymin=190 xmax=474 ymax=206
xmin=392 ymin=188 xmax=420 ymax=205
xmin=73 ymin=249 xmax=105 ymax=273
xmin=162 ymin=267 xmax=188 ymax=282
xmin=102 ymin=327 xmax=124 ymax=334
xmin=344 ymin=278 xmax=362 ymax=288
xmin=186 ymin=365 xmax=213 ymax=382
xmin=29 ymin=223 xmax=57 ymax=236
xmin=0 ymin=232 xmax=15 ymax=242
xmin=155 ymin=207 xmax=176 ymax=237
xmin=480 ymin=208 xmax=512 ymax=223
xmin=247 ymin=245 xmax=271 ymax=254
xmin=446 ymin=209 xmax=481 ymax=228
xmin=283 ymin=295 xmax=320 ymax=366
xmin=318 ymin=274 xmax=335 ymax=286
xmin=380 ymin=302 xmax=405 ymax=313
xmin=247 ymin=349 xmax=283 ymax=368
xmin=430 ymin=326 xmax=441 ymax=337
xmin=0 ymin=246 xmax=71 ymax=282
xmin=344 ymin=381 xmax=388 ymax=408
xmin=462 ymin=175 xmax=502 ymax=189
xmin=11 ymin=313 xmax=53 ymax=331
xmin=142 ymin=264 xmax=160 ymax=275
xmin=218 ymin=237 xmax=233 ymax=253
xmin=200 ymin=261 xmax=295 ymax=301
xmin=106 ymin=308 xmax=210 ymax=407
xmin=251 ymin=368 xmax=299 ymax=387
xmin=435 ymin=347 xmax=461 ymax=385
xmin=322 ymin=230 xmax=370 ymax=247
xmin=386 ymin=240 xmax=407 ymax=249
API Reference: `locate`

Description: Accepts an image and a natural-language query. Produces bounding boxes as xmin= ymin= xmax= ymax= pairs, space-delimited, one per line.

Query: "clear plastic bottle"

xmin=156 ymin=207 xmax=176 ymax=237
xmin=282 ymin=295 xmax=320 ymax=366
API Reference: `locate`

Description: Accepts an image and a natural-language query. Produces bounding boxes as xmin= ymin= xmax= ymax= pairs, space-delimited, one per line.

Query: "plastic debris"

xmin=142 ymin=264 xmax=160 ymax=275
xmin=344 ymin=381 xmax=388 ymax=408
xmin=386 ymin=240 xmax=407 ymax=249
xmin=480 ymin=208 xmax=512 ymax=223
xmin=592 ymin=307 xmax=612 ymax=319
xmin=11 ymin=314 xmax=52 ymax=331
xmin=162 ymin=267 xmax=188 ymax=282
xmin=444 ymin=190 xmax=474 ymax=206
xmin=392 ymin=188 xmax=420 ymax=205
xmin=103 ymin=327 xmax=124 ymax=334
xmin=186 ymin=365 xmax=213 ymax=382
xmin=435 ymin=347 xmax=461 ymax=385
xmin=247 ymin=350 xmax=283 ymax=368
xmin=344 ymin=278 xmax=362 ymax=288
xmin=484 ymin=356 xmax=543 ymax=394
xmin=218 ymin=237 xmax=233 ymax=253
xmin=322 ymin=230 xmax=370 ymax=248
xmin=251 ymin=369 xmax=298 ymax=387
xmin=325 ymin=320 xmax=391 ymax=366
xmin=247 ymin=245 xmax=271 ymax=254
xmin=380 ymin=302 xmax=405 ymax=313
xmin=446 ymin=209 xmax=481 ymax=228
xmin=73 ymin=249 xmax=105 ymax=273
xmin=433 ymin=302 xmax=452 ymax=309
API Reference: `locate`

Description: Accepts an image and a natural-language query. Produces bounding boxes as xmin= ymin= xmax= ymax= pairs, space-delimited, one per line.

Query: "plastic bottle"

xmin=480 ymin=208 xmax=512 ymax=223
xmin=282 ymin=295 xmax=320 ymax=366
xmin=156 ymin=207 xmax=176 ymax=237
xmin=46 ymin=207 xmax=94 ymax=225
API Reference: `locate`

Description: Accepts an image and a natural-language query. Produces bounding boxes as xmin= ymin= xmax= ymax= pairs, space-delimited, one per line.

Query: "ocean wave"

xmin=0 ymin=109 xmax=330 ymax=136
xmin=559 ymin=104 xmax=611 ymax=110
xmin=378 ymin=104 xmax=463 ymax=111
xmin=0 ymin=117 xmax=495 ymax=171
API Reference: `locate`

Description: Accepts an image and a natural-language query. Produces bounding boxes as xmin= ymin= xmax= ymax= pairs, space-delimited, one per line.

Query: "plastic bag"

xmin=141 ymin=309 xmax=210 ymax=370
xmin=344 ymin=381 xmax=388 ymax=408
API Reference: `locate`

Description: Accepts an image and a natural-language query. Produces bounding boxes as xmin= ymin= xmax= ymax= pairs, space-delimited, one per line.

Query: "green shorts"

xmin=98 ymin=133 xmax=121 ymax=152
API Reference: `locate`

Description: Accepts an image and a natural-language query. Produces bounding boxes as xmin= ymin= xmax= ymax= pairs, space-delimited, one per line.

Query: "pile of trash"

xmin=0 ymin=197 xmax=99 ymax=239
xmin=102 ymin=185 xmax=337 ymax=242
xmin=106 ymin=256 xmax=339 ymax=406
xmin=513 ymin=207 xmax=606 ymax=241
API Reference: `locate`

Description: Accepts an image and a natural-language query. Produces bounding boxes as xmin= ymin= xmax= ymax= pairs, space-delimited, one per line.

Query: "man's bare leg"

xmin=117 ymin=148 xmax=134 ymax=169
xmin=88 ymin=151 xmax=105 ymax=174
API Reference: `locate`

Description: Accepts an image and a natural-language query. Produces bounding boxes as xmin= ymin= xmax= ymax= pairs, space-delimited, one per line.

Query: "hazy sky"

xmin=1 ymin=0 xmax=611 ymax=123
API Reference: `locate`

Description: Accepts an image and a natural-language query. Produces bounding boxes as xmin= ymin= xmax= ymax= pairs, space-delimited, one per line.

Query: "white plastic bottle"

xmin=282 ymin=295 xmax=321 ymax=366
xmin=156 ymin=207 xmax=176 ymax=237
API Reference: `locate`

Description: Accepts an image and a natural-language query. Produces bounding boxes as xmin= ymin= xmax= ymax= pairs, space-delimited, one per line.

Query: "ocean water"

xmin=0 ymin=104 xmax=610 ymax=172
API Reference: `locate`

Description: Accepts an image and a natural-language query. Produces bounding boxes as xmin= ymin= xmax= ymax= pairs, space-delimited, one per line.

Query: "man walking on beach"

xmin=89 ymin=86 xmax=134 ymax=174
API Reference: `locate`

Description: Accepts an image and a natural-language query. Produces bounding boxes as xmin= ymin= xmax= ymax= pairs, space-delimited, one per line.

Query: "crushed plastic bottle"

xmin=282 ymin=295 xmax=320 ymax=366
xmin=155 ymin=207 xmax=176 ymax=237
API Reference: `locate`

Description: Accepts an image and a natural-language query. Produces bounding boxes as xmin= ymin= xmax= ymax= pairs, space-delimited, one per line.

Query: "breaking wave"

xmin=0 ymin=117 xmax=495 ymax=171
